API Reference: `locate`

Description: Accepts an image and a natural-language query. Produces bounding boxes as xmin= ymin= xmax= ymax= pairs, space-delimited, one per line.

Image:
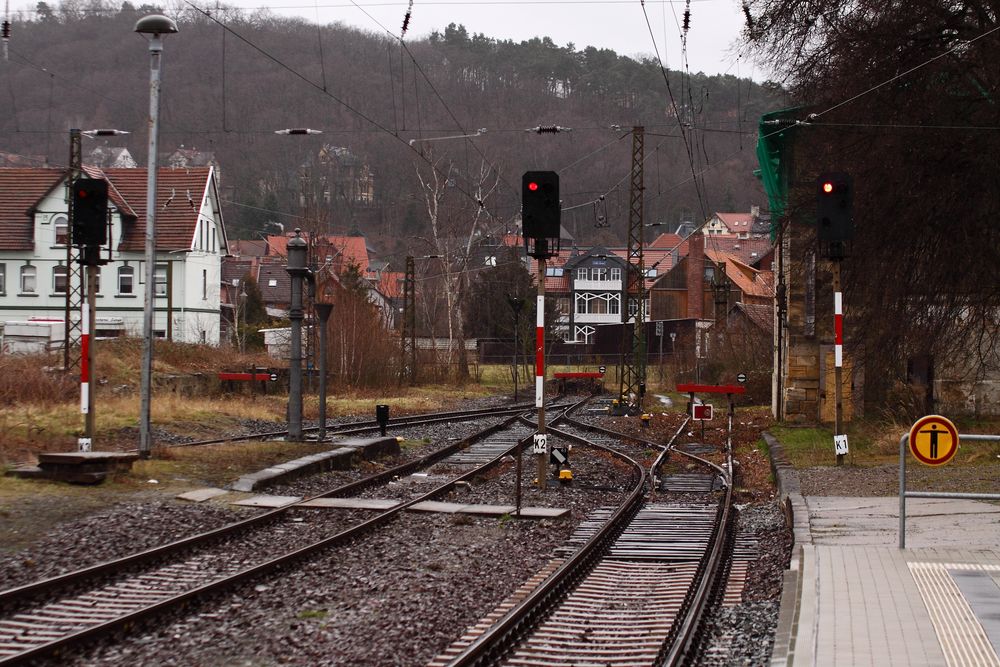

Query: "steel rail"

xmin=443 ymin=407 xmax=737 ymax=667
xmin=443 ymin=417 xmax=659 ymax=666
xmin=0 ymin=401 xmax=597 ymax=666
xmin=130 ymin=401 xmax=563 ymax=451
xmin=658 ymin=405 xmax=736 ymax=667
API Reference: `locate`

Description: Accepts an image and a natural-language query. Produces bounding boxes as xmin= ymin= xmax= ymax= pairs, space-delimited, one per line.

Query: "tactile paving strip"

xmin=908 ymin=562 xmax=1000 ymax=667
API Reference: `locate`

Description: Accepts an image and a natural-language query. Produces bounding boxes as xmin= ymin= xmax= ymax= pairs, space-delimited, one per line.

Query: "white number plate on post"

xmin=834 ymin=434 xmax=849 ymax=456
xmin=532 ymin=434 xmax=547 ymax=454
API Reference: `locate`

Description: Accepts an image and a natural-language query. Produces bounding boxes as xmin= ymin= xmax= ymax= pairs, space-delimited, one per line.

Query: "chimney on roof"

xmin=751 ymin=205 xmax=760 ymax=218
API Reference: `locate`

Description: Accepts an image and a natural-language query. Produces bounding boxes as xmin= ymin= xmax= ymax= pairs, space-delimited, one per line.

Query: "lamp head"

xmin=134 ymin=14 xmax=178 ymax=35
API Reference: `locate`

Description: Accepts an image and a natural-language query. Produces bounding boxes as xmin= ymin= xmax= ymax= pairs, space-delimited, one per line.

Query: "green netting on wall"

xmin=755 ymin=107 xmax=801 ymax=240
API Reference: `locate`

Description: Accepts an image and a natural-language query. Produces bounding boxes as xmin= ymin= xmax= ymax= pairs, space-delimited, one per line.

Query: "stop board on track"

xmin=908 ymin=415 xmax=959 ymax=466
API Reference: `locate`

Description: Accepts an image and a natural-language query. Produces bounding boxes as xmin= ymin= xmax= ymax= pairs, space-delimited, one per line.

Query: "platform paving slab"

xmin=176 ymin=488 xmax=230 ymax=503
xmin=297 ymin=498 xmax=400 ymax=510
xmin=232 ymin=495 xmax=302 ymax=508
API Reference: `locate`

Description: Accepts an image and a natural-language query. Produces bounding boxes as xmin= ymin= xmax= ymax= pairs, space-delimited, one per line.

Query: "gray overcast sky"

xmin=240 ymin=0 xmax=759 ymax=79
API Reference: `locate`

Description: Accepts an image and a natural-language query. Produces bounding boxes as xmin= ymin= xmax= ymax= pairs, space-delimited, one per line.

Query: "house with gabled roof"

xmin=0 ymin=166 xmax=227 ymax=345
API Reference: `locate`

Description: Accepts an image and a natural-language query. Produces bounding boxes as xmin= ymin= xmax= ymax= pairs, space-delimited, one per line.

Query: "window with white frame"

xmin=0 ymin=263 xmax=5 ymax=294
xmin=591 ymin=267 xmax=607 ymax=281
xmin=576 ymin=267 xmax=588 ymax=281
xmin=20 ymin=265 xmax=36 ymax=294
xmin=575 ymin=292 xmax=620 ymax=315
xmin=155 ymin=264 xmax=168 ymax=296
xmin=53 ymin=215 xmax=69 ymax=246
xmin=202 ymin=270 xmax=208 ymax=299
xmin=610 ymin=267 xmax=622 ymax=281
xmin=118 ymin=265 xmax=134 ymax=295
xmin=574 ymin=325 xmax=596 ymax=343
xmin=53 ymin=265 xmax=68 ymax=293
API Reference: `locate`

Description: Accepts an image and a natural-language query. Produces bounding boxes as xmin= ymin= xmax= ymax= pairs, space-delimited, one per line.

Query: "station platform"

xmin=770 ymin=452 xmax=1000 ymax=666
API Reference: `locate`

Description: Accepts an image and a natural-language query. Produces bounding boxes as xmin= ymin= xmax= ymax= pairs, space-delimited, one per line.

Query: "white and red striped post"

xmin=834 ymin=291 xmax=843 ymax=368
xmin=535 ymin=257 xmax=547 ymax=490
xmin=78 ymin=264 xmax=96 ymax=452
xmin=80 ymin=305 xmax=90 ymax=418
xmin=832 ymin=263 xmax=846 ymax=464
xmin=535 ymin=294 xmax=545 ymax=409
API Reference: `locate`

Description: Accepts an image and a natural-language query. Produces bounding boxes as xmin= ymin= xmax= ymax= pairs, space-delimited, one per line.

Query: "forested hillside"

xmin=0 ymin=3 xmax=784 ymax=257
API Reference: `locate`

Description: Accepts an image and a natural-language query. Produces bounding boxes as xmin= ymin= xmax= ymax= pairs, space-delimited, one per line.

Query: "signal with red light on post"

xmin=816 ymin=172 xmax=853 ymax=242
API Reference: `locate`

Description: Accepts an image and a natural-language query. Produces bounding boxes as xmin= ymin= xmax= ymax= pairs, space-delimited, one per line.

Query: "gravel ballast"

xmin=3 ymin=400 xmax=795 ymax=666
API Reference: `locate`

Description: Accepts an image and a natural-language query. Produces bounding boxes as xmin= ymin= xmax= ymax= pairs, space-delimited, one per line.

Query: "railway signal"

xmin=71 ymin=178 xmax=108 ymax=248
xmin=522 ymin=171 xmax=560 ymax=250
xmin=816 ymin=172 xmax=853 ymax=242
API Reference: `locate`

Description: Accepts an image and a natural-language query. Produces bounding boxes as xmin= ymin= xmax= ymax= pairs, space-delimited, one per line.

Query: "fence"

xmin=898 ymin=431 xmax=1000 ymax=548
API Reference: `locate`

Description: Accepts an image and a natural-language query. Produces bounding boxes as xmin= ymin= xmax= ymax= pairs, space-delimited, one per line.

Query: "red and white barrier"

xmin=535 ymin=295 xmax=544 ymax=407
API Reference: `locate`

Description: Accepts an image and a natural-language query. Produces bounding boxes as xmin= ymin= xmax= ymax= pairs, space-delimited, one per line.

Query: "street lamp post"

xmin=135 ymin=14 xmax=177 ymax=459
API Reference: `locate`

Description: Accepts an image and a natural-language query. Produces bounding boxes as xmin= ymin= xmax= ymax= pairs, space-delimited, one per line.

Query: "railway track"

xmin=436 ymin=404 xmax=738 ymax=667
xmin=139 ymin=401 xmax=561 ymax=451
xmin=0 ymin=399 xmax=581 ymax=666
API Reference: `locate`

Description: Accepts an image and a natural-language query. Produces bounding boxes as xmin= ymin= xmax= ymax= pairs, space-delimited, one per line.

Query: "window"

xmin=610 ymin=268 xmax=621 ymax=281
xmin=118 ymin=265 xmax=134 ymax=295
xmin=53 ymin=265 xmax=68 ymax=293
xmin=202 ymin=269 xmax=208 ymax=299
xmin=591 ymin=267 xmax=607 ymax=281
xmin=545 ymin=267 xmax=564 ymax=277
xmin=155 ymin=265 xmax=168 ymax=296
xmin=645 ymin=268 xmax=658 ymax=278
xmin=574 ymin=325 xmax=596 ymax=344
xmin=576 ymin=268 xmax=588 ymax=281
xmin=20 ymin=265 xmax=36 ymax=294
xmin=210 ymin=226 xmax=216 ymax=253
xmin=0 ymin=263 xmax=5 ymax=294
xmin=53 ymin=215 xmax=69 ymax=246
xmin=575 ymin=292 xmax=620 ymax=316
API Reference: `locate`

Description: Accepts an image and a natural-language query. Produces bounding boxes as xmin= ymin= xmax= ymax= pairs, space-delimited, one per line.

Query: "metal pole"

xmin=64 ymin=129 xmax=81 ymax=372
xmin=315 ymin=302 xmax=333 ymax=440
xmin=286 ymin=230 xmax=310 ymax=442
xmin=138 ymin=32 xmax=164 ymax=460
xmin=536 ymin=258 xmax=547 ymax=490
xmin=513 ymin=310 xmax=519 ymax=401
xmin=899 ymin=434 xmax=907 ymax=549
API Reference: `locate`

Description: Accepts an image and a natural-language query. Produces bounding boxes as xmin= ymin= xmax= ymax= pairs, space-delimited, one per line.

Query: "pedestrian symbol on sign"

xmin=908 ymin=415 xmax=959 ymax=466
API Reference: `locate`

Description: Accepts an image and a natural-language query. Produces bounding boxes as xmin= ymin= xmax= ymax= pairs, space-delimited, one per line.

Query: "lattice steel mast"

xmin=617 ymin=126 xmax=646 ymax=413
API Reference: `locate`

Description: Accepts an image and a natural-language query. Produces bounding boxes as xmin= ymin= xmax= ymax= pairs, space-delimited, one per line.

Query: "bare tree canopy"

xmin=746 ymin=0 xmax=1000 ymax=399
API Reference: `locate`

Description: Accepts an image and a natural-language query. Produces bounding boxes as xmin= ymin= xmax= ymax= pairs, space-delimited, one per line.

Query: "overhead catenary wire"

xmin=183 ymin=0 xmax=503 ymax=222
xmin=639 ymin=0 xmax=709 ymax=221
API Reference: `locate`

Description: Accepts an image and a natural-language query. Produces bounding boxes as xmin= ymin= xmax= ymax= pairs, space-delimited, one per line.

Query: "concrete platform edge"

xmin=764 ymin=431 xmax=814 ymax=667
xmin=230 ymin=437 xmax=401 ymax=492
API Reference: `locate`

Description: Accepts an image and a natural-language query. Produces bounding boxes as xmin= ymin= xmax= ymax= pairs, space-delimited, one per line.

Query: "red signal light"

xmin=822 ymin=181 xmax=834 ymax=194
xmin=528 ymin=182 xmax=539 ymax=191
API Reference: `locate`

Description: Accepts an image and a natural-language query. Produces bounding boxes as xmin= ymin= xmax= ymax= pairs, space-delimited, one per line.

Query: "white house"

xmin=0 ymin=166 xmax=228 ymax=345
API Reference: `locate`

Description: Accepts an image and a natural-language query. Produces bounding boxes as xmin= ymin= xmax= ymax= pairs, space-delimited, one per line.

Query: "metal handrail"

xmin=898 ymin=432 xmax=1000 ymax=548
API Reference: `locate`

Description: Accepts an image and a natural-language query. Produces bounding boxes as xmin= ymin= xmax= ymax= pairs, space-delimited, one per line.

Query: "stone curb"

xmin=763 ymin=430 xmax=813 ymax=667
xmin=230 ymin=437 xmax=400 ymax=493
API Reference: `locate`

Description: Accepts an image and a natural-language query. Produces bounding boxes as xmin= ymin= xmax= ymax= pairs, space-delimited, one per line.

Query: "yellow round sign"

xmin=908 ymin=415 xmax=959 ymax=466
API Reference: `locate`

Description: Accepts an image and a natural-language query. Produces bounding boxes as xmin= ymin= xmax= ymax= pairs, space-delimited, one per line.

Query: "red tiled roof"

xmin=0 ymin=168 xmax=64 ymax=250
xmin=0 ymin=166 xmax=217 ymax=253
xmin=715 ymin=212 xmax=753 ymax=232
xmin=705 ymin=249 xmax=774 ymax=299
xmin=104 ymin=167 xmax=214 ymax=252
xmin=265 ymin=234 xmax=371 ymax=274
xmin=231 ymin=239 xmax=268 ymax=257
xmin=648 ymin=232 xmax=689 ymax=256
xmin=702 ymin=235 xmax=773 ymax=266
xmin=377 ymin=271 xmax=406 ymax=298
